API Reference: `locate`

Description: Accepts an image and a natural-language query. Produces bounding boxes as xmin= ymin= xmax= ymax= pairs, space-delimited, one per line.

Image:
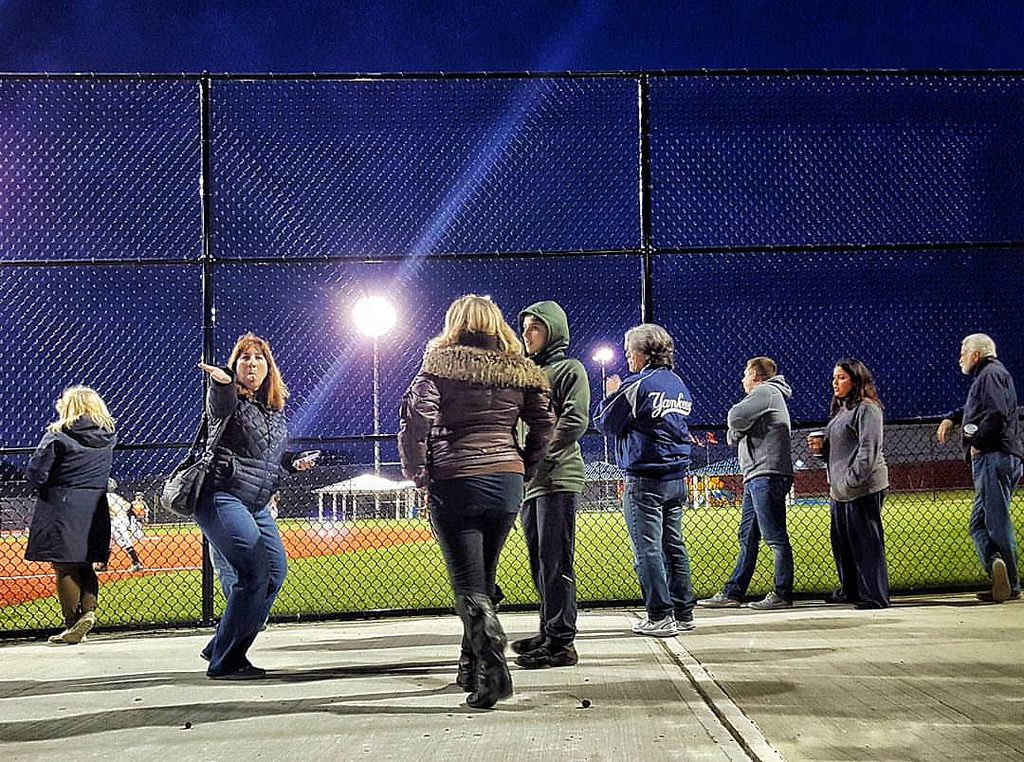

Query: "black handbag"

xmin=160 ymin=413 xmax=229 ymax=518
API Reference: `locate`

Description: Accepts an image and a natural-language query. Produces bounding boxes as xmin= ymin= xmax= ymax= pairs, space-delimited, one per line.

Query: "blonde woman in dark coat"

xmin=25 ymin=386 xmax=117 ymax=645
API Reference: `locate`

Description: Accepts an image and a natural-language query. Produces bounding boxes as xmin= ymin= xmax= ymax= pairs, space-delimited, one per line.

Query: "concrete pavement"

xmin=0 ymin=594 xmax=1021 ymax=761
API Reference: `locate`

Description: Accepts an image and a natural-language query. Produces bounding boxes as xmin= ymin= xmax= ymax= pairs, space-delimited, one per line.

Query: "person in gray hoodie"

xmin=699 ymin=357 xmax=795 ymax=610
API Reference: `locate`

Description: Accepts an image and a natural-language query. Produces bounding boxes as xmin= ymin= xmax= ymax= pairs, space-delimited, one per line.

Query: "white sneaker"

xmin=62 ymin=611 xmax=96 ymax=645
xmin=631 ymin=615 xmax=679 ymax=637
xmin=992 ymin=557 xmax=1012 ymax=603
xmin=748 ymin=592 xmax=793 ymax=610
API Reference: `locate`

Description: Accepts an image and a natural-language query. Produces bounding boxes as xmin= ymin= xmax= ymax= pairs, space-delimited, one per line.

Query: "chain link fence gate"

xmin=1 ymin=72 xmax=1023 ymax=636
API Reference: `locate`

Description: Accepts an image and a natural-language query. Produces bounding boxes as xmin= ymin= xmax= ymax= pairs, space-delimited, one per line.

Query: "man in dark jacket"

xmin=512 ymin=301 xmax=590 ymax=668
xmin=938 ymin=333 xmax=1023 ymax=602
xmin=594 ymin=323 xmax=696 ymax=637
xmin=699 ymin=357 xmax=795 ymax=610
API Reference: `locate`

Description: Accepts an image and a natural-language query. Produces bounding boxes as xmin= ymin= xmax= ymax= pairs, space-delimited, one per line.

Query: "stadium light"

xmin=591 ymin=345 xmax=616 ymax=463
xmin=353 ymin=296 xmax=397 ymax=477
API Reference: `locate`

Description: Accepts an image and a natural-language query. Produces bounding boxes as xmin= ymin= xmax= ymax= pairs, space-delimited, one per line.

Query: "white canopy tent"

xmin=314 ymin=474 xmax=423 ymax=522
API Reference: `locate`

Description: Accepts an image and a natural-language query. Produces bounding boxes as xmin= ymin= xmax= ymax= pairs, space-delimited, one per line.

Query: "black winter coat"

xmin=948 ymin=357 xmax=1024 ymax=461
xmin=24 ymin=417 xmax=116 ymax=564
xmin=398 ymin=339 xmax=556 ymax=487
xmin=206 ymin=377 xmax=294 ymax=511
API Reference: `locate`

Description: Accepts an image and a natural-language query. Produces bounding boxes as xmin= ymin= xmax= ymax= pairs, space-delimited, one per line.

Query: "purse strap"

xmin=184 ymin=409 xmax=230 ymax=465
xmin=199 ymin=413 xmax=230 ymax=461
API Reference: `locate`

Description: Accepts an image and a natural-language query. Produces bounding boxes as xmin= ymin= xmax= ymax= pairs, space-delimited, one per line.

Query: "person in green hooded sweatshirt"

xmin=513 ymin=300 xmax=590 ymax=668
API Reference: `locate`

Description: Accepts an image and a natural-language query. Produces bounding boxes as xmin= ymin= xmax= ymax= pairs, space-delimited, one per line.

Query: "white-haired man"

xmin=937 ymin=333 xmax=1023 ymax=602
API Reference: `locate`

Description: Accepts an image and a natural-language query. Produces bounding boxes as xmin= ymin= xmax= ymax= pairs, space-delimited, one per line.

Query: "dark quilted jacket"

xmin=398 ymin=339 xmax=556 ymax=487
xmin=206 ymin=376 xmax=292 ymax=511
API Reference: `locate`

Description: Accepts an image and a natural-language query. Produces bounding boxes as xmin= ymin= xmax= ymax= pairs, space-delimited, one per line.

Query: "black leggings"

xmin=52 ymin=563 xmax=98 ymax=627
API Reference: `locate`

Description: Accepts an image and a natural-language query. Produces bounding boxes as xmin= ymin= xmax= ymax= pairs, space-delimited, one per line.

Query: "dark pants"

xmin=723 ymin=475 xmax=794 ymax=601
xmin=195 ymin=491 xmax=287 ymax=676
xmin=429 ymin=475 xmax=521 ymax=598
xmin=970 ymin=451 xmax=1022 ymax=594
xmin=622 ymin=475 xmax=695 ymax=621
xmin=830 ymin=490 xmax=889 ymax=608
xmin=521 ymin=492 xmax=578 ymax=647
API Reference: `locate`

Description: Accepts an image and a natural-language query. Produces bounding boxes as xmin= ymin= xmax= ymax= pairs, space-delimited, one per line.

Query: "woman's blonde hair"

xmin=227 ymin=332 xmax=290 ymax=411
xmin=428 ymin=294 xmax=523 ymax=355
xmin=48 ymin=386 xmax=116 ymax=434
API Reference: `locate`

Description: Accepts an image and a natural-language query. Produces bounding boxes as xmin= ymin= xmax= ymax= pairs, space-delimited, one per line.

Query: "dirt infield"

xmin=0 ymin=524 xmax=434 ymax=607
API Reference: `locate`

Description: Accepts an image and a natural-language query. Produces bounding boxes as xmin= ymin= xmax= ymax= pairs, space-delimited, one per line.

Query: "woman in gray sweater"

xmin=812 ymin=358 xmax=890 ymax=609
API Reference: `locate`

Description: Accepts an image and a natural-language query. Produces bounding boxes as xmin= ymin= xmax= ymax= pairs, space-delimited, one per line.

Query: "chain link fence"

xmin=2 ymin=72 xmax=1023 ymax=635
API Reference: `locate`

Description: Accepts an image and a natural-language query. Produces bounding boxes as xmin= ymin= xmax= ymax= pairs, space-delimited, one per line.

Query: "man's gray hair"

xmin=625 ymin=323 xmax=675 ymax=369
xmin=962 ymin=333 xmax=997 ymax=358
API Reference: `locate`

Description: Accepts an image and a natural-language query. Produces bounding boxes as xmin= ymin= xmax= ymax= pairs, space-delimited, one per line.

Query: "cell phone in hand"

xmin=295 ymin=450 xmax=321 ymax=467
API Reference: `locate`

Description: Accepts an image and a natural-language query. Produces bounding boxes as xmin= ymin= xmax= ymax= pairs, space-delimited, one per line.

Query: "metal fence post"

xmin=638 ymin=73 xmax=654 ymax=324
xmin=199 ymin=72 xmax=216 ymax=626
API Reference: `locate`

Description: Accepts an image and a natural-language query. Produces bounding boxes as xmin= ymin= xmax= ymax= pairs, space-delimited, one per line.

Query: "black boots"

xmin=454 ymin=587 xmax=504 ymax=692
xmin=455 ymin=633 xmax=475 ymax=692
xmin=455 ymin=594 xmax=513 ymax=709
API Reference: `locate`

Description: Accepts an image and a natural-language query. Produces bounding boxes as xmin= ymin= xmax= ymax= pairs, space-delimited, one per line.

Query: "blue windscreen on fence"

xmin=0 ymin=80 xmax=200 ymax=262
xmin=649 ymin=75 xmax=1024 ymax=248
xmin=210 ymin=78 xmax=640 ymax=259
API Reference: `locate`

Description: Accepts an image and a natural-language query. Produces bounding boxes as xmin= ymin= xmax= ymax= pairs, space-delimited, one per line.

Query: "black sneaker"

xmin=854 ymin=600 xmax=888 ymax=610
xmin=515 ymin=644 xmax=578 ymax=669
xmin=208 ymin=664 xmax=267 ymax=681
xmin=510 ymin=633 xmax=545 ymax=655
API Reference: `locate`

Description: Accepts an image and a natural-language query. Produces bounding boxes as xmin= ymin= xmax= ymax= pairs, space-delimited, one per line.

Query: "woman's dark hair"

xmin=830 ymin=357 xmax=883 ymax=416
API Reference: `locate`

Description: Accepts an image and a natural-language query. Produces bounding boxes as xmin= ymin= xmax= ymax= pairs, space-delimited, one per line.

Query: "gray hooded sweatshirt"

xmin=726 ymin=375 xmax=794 ymax=482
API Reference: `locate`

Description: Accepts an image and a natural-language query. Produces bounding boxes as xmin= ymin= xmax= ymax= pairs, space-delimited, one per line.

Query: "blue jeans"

xmin=194 ymin=491 xmax=287 ymax=676
xmin=209 ymin=541 xmax=235 ymax=599
xmin=622 ymin=475 xmax=695 ymax=621
xmin=970 ymin=451 xmax=1022 ymax=594
xmin=723 ymin=475 xmax=794 ymax=601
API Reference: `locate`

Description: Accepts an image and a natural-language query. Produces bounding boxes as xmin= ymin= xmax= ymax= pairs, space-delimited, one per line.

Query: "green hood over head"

xmin=519 ymin=300 xmax=570 ymax=365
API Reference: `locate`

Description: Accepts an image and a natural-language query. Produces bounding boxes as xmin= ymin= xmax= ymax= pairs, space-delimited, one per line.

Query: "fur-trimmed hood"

xmin=421 ymin=344 xmax=550 ymax=392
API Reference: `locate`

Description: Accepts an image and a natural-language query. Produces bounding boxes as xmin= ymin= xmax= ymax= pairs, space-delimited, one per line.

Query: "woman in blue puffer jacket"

xmin=196 ymin=332 xmax=317 ymax=680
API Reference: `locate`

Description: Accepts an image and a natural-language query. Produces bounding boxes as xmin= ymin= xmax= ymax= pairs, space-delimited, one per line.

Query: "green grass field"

xmin=3 ymin=490 xmax=1021 ymax=633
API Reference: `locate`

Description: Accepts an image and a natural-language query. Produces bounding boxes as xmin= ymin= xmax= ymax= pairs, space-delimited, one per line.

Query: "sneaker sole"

xmin=697 ymin=600 xmax=741 ymax=608
xmin=633 ymin=627 xmax=680 ymax=638
xmin=992 ymin=558 xmax=1012 ymax=603
xmin=515 ymin=657 xmax=579 ymax=669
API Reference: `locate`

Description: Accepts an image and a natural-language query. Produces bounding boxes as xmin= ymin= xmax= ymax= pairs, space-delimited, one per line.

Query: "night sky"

xmin=1 ymin=1 xmax=1023 ymax=73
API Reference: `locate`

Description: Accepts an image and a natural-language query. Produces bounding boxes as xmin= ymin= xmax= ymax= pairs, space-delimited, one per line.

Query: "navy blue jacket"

xmin=593 ymin=366 xmax=693 ymax=479
xmin=25 ymin=417 xmax=116 ymax=563
xmin=946 ymin=357 xmax=1024 ymax=461
xmin=207 ymin=375 xmax=294 ymax=511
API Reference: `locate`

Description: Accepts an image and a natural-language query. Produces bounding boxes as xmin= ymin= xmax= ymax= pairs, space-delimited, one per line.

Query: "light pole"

xmin=592 ymin=345 xmax=615 ymax=464
xmin=353 ymin=295 xmax=397 ymax=478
